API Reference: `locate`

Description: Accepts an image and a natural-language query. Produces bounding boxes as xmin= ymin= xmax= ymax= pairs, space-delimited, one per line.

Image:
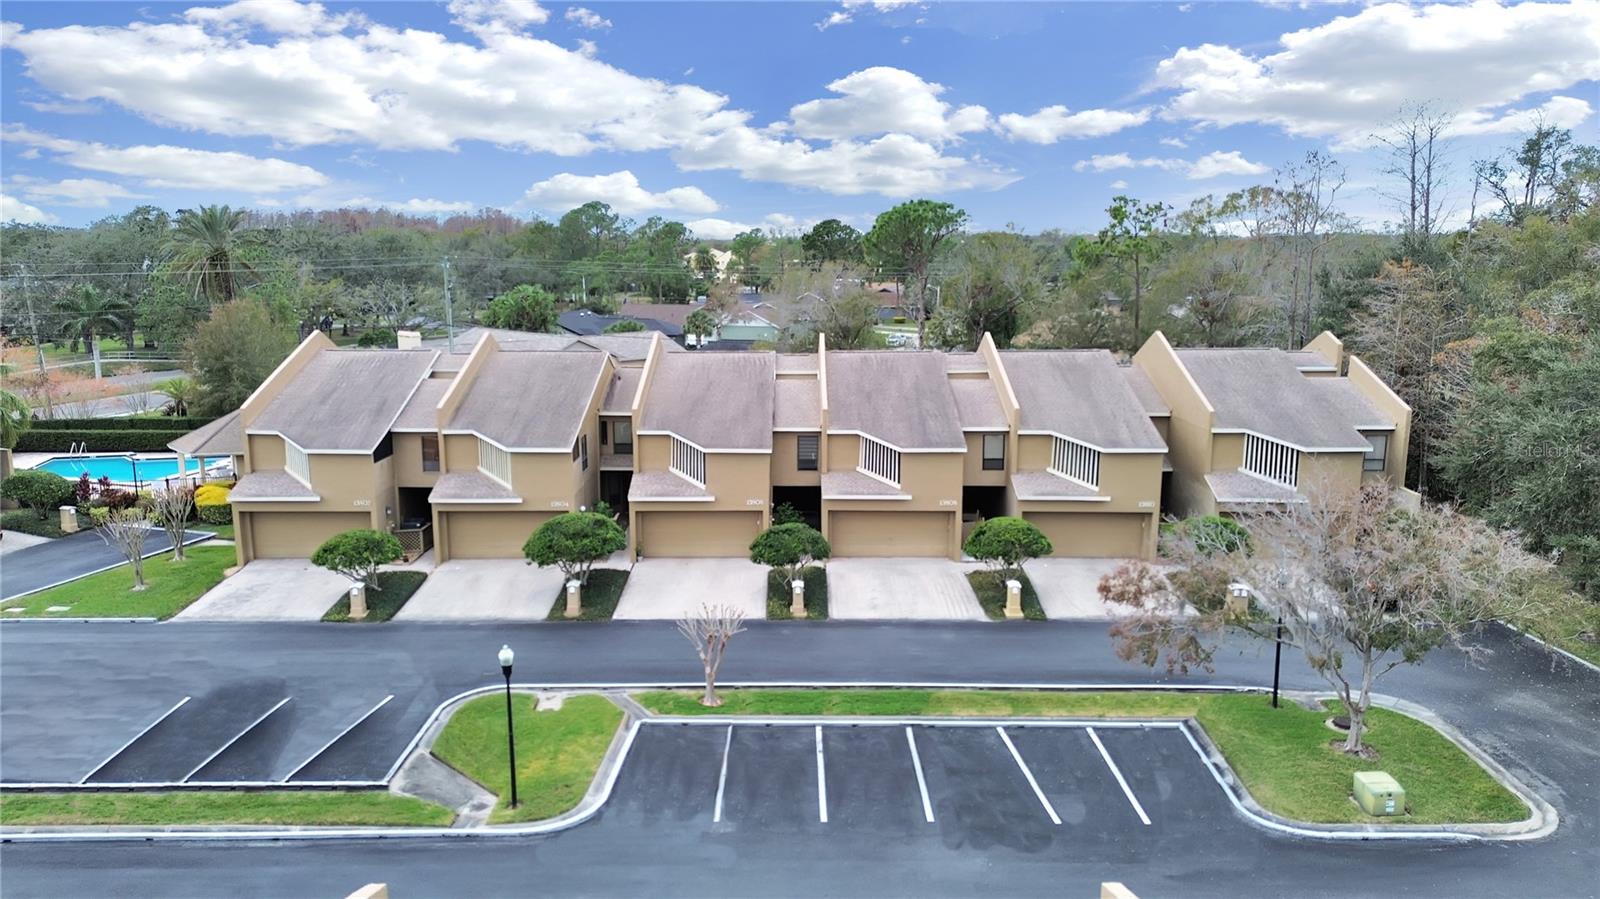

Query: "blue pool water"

xmin=36 ymin=455 xmax=206 ymax=483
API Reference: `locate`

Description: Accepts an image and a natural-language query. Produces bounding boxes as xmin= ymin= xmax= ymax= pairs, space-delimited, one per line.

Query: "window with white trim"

xmin=796 ymin=433 xmax=819 ymax=471
xmin=1049 ymin=435 xmax=1099 ymax=488
xmin=857 ymin=435 xmax=901 ymax=486
xmin=478 ymin=438 xmax=512 ymax=486
xmin=981 ymin=433 xmax=1005 ymax=471
xmin=670 ymin=435 xmax=705 ymax=486
xmin=1243 ymin=433 xmax=1299 ymax=486
xmin=285 ymin=440 xmax=311 ymax=486
xmin=1362 ymin=431 xmax=1388 ymax=472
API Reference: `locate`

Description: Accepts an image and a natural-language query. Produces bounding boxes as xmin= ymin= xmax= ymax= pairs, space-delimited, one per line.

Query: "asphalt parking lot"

xmin=604 ymin=720 xmax=1226 ymax=845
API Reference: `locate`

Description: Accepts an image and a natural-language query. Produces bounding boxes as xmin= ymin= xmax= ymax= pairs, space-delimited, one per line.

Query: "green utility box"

xmin=1353 ymin=771 xmax=1405 ymax=816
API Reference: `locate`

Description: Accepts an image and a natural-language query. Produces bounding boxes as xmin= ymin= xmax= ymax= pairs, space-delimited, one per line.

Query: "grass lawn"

xmin=0 ymin=544 xmax=233 ymax=619
xmin=634 ymin=688 xmax=1528 ymax=826
xmin=546 ymin=568 xmax=629 ymax=621
xmin=0 ymin=790 xmax=453 ymax=827
xmin=766 ymin=567 xmax=828 ymax=620
xmin=322 ymin=570 xmax=428 ymax=622
xmin=967 ymin=570 xmax=1046 ymax=620
xmin=1508 ymin=596 xmax=1600 ymax=668
xmin=431 ymin=693 xmax=623 ymax=824
xmin=190 ymin=522 xmax=235 ymax=541
xmin=1 ymin=510 xmax=69 ymax=539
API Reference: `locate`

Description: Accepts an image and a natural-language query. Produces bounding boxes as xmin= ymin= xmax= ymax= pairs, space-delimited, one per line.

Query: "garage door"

xmin=830 ymin=511 xmax=953 ymax=558
xmin=636 ymin=511 xmax=761 ymax=558
xmin=1024 ymin=512 xmax=1149 ymax=559
xmin=250 ymin=512 xmax=371 ymax=559
xmin=445 ymin=511 xmax=554 ymax=559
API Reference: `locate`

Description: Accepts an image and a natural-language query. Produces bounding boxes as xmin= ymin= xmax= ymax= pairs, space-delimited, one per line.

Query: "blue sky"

xmin=2 ymin=0 xmax=1597 ymax=235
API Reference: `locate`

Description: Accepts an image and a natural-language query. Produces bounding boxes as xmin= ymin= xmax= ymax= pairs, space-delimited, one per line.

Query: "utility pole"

xmin=19 ymin=264 xmax=46 ymax=373
xmin=441 ymin=256 xmax=455 ymax=354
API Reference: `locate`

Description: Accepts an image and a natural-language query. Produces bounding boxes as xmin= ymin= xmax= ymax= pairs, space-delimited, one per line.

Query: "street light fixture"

xmin=1232 ymin=582 xmax=1285 ymax=709
xmin=498 ymin=644 xmax=519 ymax=809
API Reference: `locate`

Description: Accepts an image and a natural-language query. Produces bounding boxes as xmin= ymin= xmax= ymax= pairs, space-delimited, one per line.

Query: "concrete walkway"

xmin=1027 ymin=557 xmax=1137 ymax=619
xmin=395 ymin=560 xmax=565 ymax=621
xmin=173 ymin=559 xmax=351 ymax=621
xmin=612 ymin=558 xmax=767 ymax=620
xmin=826 ymin=558 xmax=986 ymax=620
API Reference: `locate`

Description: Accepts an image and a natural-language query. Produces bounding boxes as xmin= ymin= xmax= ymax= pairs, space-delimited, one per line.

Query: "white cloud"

xmin=996 ymin=106 xmax=1152 ymax=144
xmin=675 ymin=128 xmax=1018 ymax=196
xmin=9 ymin=175 xmax=146 ymax=208
xmin=575 ymin=38 xmax=597 ymax=57
xmin=2 ymin=126 xmax=328 ymax=193
xmin=1 ymin=193 xmax=57 ymax=224
xmin=1159 ymin=136 xmax=1188 ymax=149
xmin=1073 ymin=149 xmax=1268 ymax=180
xmin=564 ymin=6 xmax=611 ymax=29
xmin=686 ymin=217 xmax=754 ymax=240
xmin=523 ymin=170 xmax=720 ymax=214
xmin=1109 ymin=179 xmax=1129 ymax=189
xmin=788 ymin=68 xmax=989 ymax=143
xmin=1151 ymin=1 xmax=1600 ymax=145
xmin=448 ymin=0 xmax=550 ymax=34
xmin=183 ymin=0 xmax=365 ymax=34
xmin=816 ymin=11 xmax=852 ymax=30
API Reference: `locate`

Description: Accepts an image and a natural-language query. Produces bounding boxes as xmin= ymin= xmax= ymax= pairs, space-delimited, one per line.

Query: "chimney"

xmin=396 ymin=330 xmax=423 ymax=350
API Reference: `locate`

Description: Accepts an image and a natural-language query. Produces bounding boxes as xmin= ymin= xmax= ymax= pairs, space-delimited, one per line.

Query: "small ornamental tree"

xmin=748 ymin=522 xmax=831 ymax=585
xmin=2 ymin=470 xmax=75 ymax=520
xmin=311 ymin=529 xmax=403 ymax=591
xmin=98 ymin=507 xmax=154 ymax=591
xmin=677 ymin=602 xmax=747 ymax=707
xmin=963 ymin=516 xmax=1053 ymax=581
xmin=151 ymin=487 xmax=196 ymax=561
xmin=523 ymin=511 xmax=626 ymax=585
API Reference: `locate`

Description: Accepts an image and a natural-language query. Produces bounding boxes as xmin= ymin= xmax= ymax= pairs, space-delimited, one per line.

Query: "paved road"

xmin=0 ymin=620 xmax=1596 ymax=897
xmin=0 ymin=529 xmax=213 ymax=600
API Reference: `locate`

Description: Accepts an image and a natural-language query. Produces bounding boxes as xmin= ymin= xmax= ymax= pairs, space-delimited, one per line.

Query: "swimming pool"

xmin=35 ymin=455 xmax=208 ymax=484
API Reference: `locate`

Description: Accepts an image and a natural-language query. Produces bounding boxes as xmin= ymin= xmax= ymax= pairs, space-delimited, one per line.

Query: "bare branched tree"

xmin=1375 ymin=102 xmax=1454 ymax=260
xmin=1270 ymin=152 xmax=1349 ymax=348
xmin=676 ymin=603 xmax=748 ymax=707
xmin=98 ymin=507 xmax=155 ymax=592
xmin=151 ymin=487 xmax=195 ymax=562
xmin=1101 ymin=483 xmax=1550 ymax=755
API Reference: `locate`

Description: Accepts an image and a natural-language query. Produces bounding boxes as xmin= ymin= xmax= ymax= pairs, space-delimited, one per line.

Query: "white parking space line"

xmin=712 ymin=725 xmax=733 ymax=823
xmin=996 ymin=726 xmax=1061 ymax=825
xmin=182 ymin=697 xmax=292 ymax=783
xmin=904 ymin=727 xmax=935 ymax=823
xmin=281 ymin=694 xmax=394 ymax=782
xmin=78 ymin=696 xmax=191 ymax=784
xmin=1087 ymin=726 xmax=1151 ymax=826
xmin=815 ymin=725 xmax=828 ymax=824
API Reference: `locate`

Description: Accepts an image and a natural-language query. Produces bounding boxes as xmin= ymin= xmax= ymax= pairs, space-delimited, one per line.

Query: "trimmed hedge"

xmin=14 ymin=430 xmax=192 ymax=453
xmin=30 ymin=417 xmax=218 ymax=431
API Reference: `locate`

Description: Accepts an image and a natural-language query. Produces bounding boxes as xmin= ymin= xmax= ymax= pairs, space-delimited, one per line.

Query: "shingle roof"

xmin=629 ymin=470 xmax=712 ymax=500
xmin=229 ymin=470 xmax=318 ymax=501
xmin=825 ymin=352 xmax=964 ymax=450
xmin=944 ymin=353 xmax=988 ymax=373
xmin=1120 ymin=366 xmax=1170 ymax=417
xmin=392 ymin=380 xmax=449 ymax=432
xmin=618 ymin=302 xmax=695 ymax=328
xmin=250 ymin=350 xmax=435 ymax=451
xmin=558 ymin=310 xmax=683 ymax=338
xmin=168 ymin=409 xmax=244 ymax=457
xmin=639 ymin=352 xmax=775 ymax=450
xmin=948 ymin=379 xmax=1007 ymax=430
xmin=1175 ymin=349 xmax=1388 ymax=450
xmin=422 ymin=327 xmax=674 ymax=361
xmin=821 ymin=470 xmax=910 ymax=499
xmin=1000 ymin=351 xmax=1166 ymax=451
xmin=1286 ymin=350 xmax=1338 ymax=371
xmin=1011 ymin=470 xmax=1102 ymax=500
xmin=1206 ymin=470 xmax=1307 ymax=507
xmin=776 ymin=353 xmax=817 ymax=373
xmin=1305 ymin=378 xmax=1394 ymax=430
xmin=446 ymin=352 xmax=607 ymax=450
xmin=774 ymin=378 xmax=820 ymax=430
xmin=601 ymin=368 xmax=642 ymax=415
xmin=428 ymin=471 xmax=520 ymax=503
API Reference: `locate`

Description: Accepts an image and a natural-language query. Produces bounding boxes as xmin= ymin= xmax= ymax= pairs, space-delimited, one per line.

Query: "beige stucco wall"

xmin=824 ymin=434 xmax=964 ymax=511
xmin=962 ymin=432 xmax=1008 ymax=486
xmin=1211 ymin=433 xmax=1244 ymax=471
xmin=393 ymin=434 xmax=439 ymax=488
xmin=248 ymin=434 xmax=286 ymax=470
xmin=636 ymin=435 xmax=773 ymax=514
xmin=1346 ymin=355 xmax=1412 ymax=488
xmin=1133 ymin=333 xmax=1216 ymax=518
xmin=1298 ymin=451 xmax=1365 ymax=500
xmin=1010 ymin=435 xmax=1163 ymax=516
xmin=1304 ymin=331 xmax=1345 ymax=368
xmin=771 ymin=432 xmax=822 ymax=486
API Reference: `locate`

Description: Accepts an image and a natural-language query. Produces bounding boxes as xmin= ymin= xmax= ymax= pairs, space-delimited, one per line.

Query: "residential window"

xmin=1242 ymin=433 xmax=1299 ymax=487
xmin=671 ymin=435 xmax=706 ymax=486
xmin=1049 ymin=435 xmax=1100 ymax=489
xmin=479 ymin=438 xmax=512 ymax=486
xmin=600 ymin=421 xmax=609 ymax=445
xmin=981 ymin=433 xmax=1005 ymax=471
xmin=857 ymin=435 xmax=901 ymax=487
xmin=581 ymin=434 xmax=590 ymax=471
xmin=613 ymin=421 xmax=633 ymax=455
xmin=420 ymin=434 xmax=440 ymax=472
xmin=1362 ymin=432 xmax=1389 ymax=472
xmin=285 ymin=439 xmax=311 ymax=486
xmin=796 ymin=433 xmax=819 ymax=471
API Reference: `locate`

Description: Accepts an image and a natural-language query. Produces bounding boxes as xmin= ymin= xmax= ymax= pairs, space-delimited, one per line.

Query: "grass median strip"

xmin=0 ymin=544 xmax=233 ymax=619
xmin=322 ymin=570 xmax=428 ymax=622
xmin=431 ymin=693 xmax=623 ymax=824
xmin=967 ymin=571 xmax=1046 ymax=620
xmin=546 ymin=569 xmax=629 ymax=621
xmin=766 ymin=568 xmax=828 ymax=620
xmin=0 ymin=790 xmax=454 ymax=827
xmin=634 ymin=688 xmax=1527 ymax=826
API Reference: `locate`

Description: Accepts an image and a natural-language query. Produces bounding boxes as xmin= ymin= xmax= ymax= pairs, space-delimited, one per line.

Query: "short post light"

xmin=498 ymin=644 xmax=519 ymax=808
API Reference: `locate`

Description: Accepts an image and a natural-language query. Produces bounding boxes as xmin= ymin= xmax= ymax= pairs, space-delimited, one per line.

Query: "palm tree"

xmin=155 ymin=377 xmax=195 ymax=417
xmin=56 ymin=286 xmax=131 ymax=367
xmin=167 ymin=205 xmax=255 ymax=303
xmin=0 ymin=388 xmax=30 ymax=450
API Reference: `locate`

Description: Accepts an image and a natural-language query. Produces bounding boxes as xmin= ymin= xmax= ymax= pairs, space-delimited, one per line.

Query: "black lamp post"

xmin=1232 ymin=582 xmax=1283 ymax=709
xmin=498 ymin=644 xmax=519 ymax=808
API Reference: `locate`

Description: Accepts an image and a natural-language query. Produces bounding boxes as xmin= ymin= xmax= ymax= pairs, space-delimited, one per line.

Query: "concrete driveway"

xmin=612 ymin=558 xmax=767 ymax=620
xmin=827 ymin=558 xmax=985 ymax=620
xmin=173 ymin=559 xmax=351 ymax=621
xmin=1026 ymin=558 xmax=1137 ymax=619
xmin=395 ymin=560 xmax=566 ymax=621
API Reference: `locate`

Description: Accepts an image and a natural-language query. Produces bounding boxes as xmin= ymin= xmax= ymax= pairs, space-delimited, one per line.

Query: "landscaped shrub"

xmin=524 ymin=512 xmax=627 ymax=585
xmin=357 ymin=329 xmax=397 ymax=348
xmin=194 ymin=482 xmax=232 ymax=524
xmin=29 ymin=417 xmax=219 ymax=431
xmin=749 ymin=522 xmax=831 ymax=585
xmin=311 ymin=529 xmax=404 ymax=590
xmin=1 ymin=470 xmax=75 ymax=519
xmin=1160 ymin=515 xmax=1252 ymax=556
xmin=963 ymin=516 xmax=1053 ymax=580
xmin=14 ymin=430 xmax=192 ymax=453
xmin=771 ymin=502 xmax=805 ymax=526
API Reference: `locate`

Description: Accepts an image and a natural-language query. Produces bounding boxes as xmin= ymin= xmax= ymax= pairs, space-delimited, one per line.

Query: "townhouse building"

xmin=184 ymin=325 xmax=1409 ymax=568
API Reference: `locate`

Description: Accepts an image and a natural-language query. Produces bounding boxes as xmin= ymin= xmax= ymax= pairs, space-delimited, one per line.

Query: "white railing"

xmin=857 ymin=435 xmax=901 ymax=487
xmin=1049 ymin=435 xmax=1100 ymax=489
xmin=670 ymin=435 xmax=706 ymax=487
xmin=1243 ymin=433 xmax=1299 ymax=487
xmin=478 ymin=439 xmax=512 ymax=487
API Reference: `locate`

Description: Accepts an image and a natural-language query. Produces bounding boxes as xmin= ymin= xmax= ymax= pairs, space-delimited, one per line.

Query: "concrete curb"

xmin=0 ymin=682 xmax=1555 ymax=844
xmin=1502 ymin=622 xmax=1600 ymax=677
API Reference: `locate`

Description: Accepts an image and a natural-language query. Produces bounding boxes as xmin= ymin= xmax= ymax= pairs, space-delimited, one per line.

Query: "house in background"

xmin=557 ymin=309 xmax=684 ymax=344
